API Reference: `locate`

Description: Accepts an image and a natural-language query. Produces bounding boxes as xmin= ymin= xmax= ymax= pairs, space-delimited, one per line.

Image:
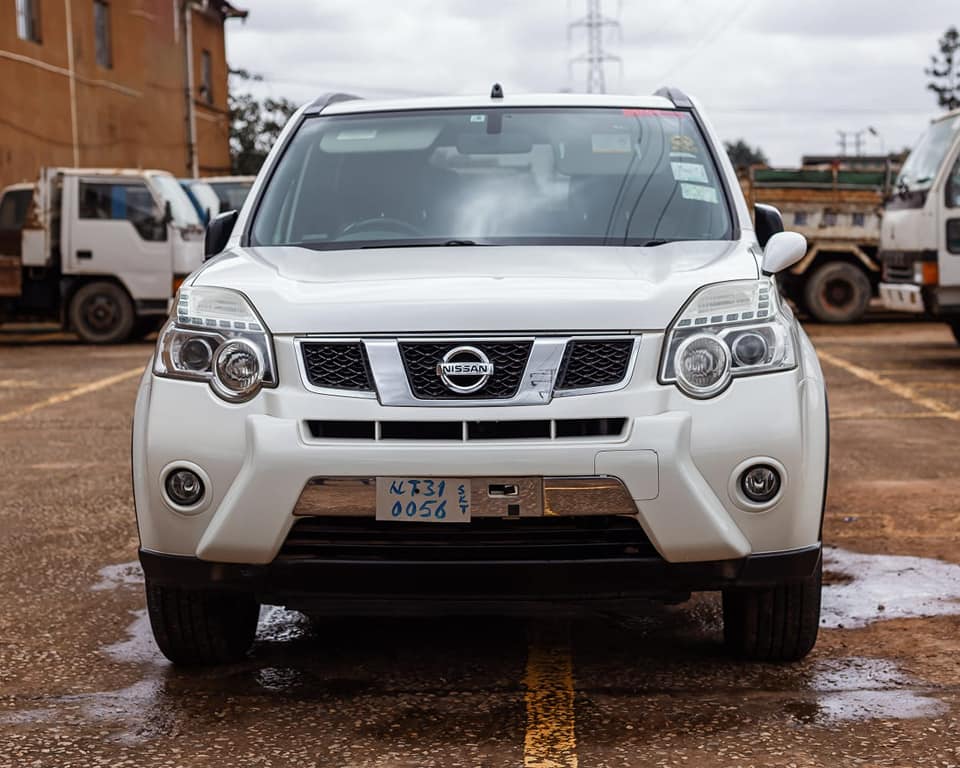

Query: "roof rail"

xmin=654 ymin=86 xmax=693 ymax=109
xmin=304 ymin=92 xmax=362 ymax=115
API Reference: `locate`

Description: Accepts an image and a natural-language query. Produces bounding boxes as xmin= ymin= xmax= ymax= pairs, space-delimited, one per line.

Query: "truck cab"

xmin=879 ymin=110 xmax=960 ymax=342
xmin=0 ymin=168 xmax=204 ymax=343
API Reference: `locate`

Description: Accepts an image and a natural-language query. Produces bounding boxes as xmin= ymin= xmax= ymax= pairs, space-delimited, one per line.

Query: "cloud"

xmin=226 ymin=0 xmax=958 ymax=164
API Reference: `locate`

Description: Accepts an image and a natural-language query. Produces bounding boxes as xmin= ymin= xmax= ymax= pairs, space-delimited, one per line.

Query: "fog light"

xmin=165 ymin=468 xmax=205 ymax=507
xmin=740 ymin=464 xmax=781 ymax=503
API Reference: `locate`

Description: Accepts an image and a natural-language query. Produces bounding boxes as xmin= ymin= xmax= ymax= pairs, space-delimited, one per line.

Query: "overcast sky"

xmin=226 ymin=0 xmax=958 ymax=165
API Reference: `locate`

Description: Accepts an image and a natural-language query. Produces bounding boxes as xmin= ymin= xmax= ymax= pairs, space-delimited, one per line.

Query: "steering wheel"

xmin=339 ymin=217 xmax=425 ymax=238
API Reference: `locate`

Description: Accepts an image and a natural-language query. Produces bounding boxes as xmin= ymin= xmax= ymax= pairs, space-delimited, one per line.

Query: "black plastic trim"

xmin=139 ymin=544 xmax=822 ymax=606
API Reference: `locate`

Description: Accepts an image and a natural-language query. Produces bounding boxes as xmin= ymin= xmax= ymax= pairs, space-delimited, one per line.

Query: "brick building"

xmin=0 ymin=0 xmax=247 ymax=188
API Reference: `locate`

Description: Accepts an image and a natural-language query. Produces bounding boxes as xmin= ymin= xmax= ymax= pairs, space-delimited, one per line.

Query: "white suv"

xmin=133 ymin=87 xmax=828 ymax=665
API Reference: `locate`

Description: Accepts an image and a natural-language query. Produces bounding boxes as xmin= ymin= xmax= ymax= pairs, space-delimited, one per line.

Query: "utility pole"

xmin=568 ymin=0 xmax=622 ymax=94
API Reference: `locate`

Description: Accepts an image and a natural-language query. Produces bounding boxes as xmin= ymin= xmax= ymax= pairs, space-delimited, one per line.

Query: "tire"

xmin=145 ymin=581 xmax=260 ymax=666
xmin=802 ymin=262 xmax=872 ymax=323
xmin=949 ymin=320 xmax=960 ymax=346
xmin=722 ymin=554 xmax=821 ymax=662
xmin=68 ymin=281 xmax=136 ymax=344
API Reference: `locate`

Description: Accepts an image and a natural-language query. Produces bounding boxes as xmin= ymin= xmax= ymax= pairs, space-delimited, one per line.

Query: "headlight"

xmin=660 ymin=278 xmax=797 ymax=398
xmin=153 ymin=287 xmax=276 ymax=402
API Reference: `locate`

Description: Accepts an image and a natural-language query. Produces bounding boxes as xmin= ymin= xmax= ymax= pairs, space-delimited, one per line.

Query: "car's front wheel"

xmin=145 ymin=581 xmax=260 ymax=665
xmin=722 ymin=555 xmax=821 ymax=661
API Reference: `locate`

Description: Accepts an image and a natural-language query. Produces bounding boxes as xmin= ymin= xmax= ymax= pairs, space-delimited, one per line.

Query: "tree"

xmin=724 ymin=139 xmax=768 ymax=170
xmin=228 ymin=69 xmax=298 ymax=175
xmin=926 ymin=26 xmax=960 ymax=111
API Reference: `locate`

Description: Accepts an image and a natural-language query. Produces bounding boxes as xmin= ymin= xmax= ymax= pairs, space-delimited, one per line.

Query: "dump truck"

xmin=0 ymin=168 xmax=204 ymax=343
xmin=740 ymin=156 xmax=898 ymax=323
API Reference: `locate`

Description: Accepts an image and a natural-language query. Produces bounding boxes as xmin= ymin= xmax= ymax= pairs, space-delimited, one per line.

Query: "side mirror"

xmin=762 ymin=231 xmax=807 ymax=275
xmin=754 ymin=203 xmax=783 ymax=248
xmin=204 ymin=209 xmax=238 ymax=260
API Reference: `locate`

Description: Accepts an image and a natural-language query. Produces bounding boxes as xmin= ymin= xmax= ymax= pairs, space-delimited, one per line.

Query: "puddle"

xmin=822 ymin=547 xmax=960 ymax=628
xmin=92 ymin=560 xmax=144 ymax=592
xmin=810 ymin=657 xmax=948 ymax=722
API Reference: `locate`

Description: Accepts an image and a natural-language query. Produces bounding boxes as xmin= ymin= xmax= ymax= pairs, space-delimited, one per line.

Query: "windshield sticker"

xmin=671 ymin=162 xmax=709 ymax=183
xmin=336 ymin=129 xmax=377 ymax=141
xmin=680 ymin=183 xmax=719 ymax=204
xmin=622 ymin=108 xmax=688 ymax=118
xmin=592 ymin=133 xmax=633 ymax=154
xmin=470 ymin=114 xmax=486 ymax=123
xmin=670 ymin=135 xmax=698 ymax=154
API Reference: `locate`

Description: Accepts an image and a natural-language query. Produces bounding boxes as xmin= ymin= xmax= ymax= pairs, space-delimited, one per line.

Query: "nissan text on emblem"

xmin=436 ymin=346 xmax=495 ymax=394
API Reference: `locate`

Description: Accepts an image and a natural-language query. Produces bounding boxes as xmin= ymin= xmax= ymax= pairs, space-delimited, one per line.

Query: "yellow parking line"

xmin=830 ymin=410 xmax=953 ymax=421
xmin=818 ymin=349 xmax=960 ymax=422
xmin=0 ymin=366 xmax=144 ymax=424
xmin=524 ymin=625 xmax=578 ymax=768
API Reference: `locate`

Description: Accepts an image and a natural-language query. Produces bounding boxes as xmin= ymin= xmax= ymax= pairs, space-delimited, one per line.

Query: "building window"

xmin=15 ymin=0 xmax=42 ymax=43
xmin=822 ymin=211 xmax=838 ymax=227
xmin=200 ymin=50 xmax=213 ymax=105
xmin=851 ymin=212 xmax=866 ymax=227
xmin=94 ymin=0 xmax=111 ymax=69
xmin=793 ymin=211 xmax=809 ymax=226
xmin=79 ymin=181 xmax=166 ymax=242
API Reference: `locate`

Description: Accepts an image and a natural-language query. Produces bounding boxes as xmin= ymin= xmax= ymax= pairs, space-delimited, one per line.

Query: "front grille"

xmin=304 ymin=418 xmax=627 ymax=441
xmin=300 ymin=342 xmax=373 ymax=391
xmin=278 ymin=515 xmax=658 ymax=562
xmin=556 ymin=340 xmax=634 ymax=390
xmin=398 ymin=341 xmax=531 ymax=400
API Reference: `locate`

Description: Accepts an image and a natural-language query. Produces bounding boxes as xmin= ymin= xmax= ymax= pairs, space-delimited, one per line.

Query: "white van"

xmin=879 ymin=109 xmax=960 ymax=342
xmin=0 ymin=168 xmax=204 ymax=343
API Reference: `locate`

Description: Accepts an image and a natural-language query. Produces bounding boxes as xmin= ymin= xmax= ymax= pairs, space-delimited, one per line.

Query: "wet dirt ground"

xmin=1 ymin=319 xmax=959 ymax=767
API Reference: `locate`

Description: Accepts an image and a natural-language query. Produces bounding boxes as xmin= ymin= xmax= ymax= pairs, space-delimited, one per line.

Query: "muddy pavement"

xmin=1 ymin=321 xmax=959 ymax=767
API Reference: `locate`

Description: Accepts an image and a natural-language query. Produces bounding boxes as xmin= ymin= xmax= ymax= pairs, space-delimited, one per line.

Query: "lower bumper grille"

xmin=305 ymin=418 xmax=627 ymax=442
xmin=278 ymin=515 xmax=658 ymax=562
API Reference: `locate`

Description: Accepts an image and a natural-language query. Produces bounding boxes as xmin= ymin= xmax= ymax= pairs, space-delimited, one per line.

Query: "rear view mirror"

xmin=762 ymin=231 xmax=807 ymax=275
xmin=754 ymin=203 xmax=783 ymax=248
xmin=204 ymin=209 xmax=238 ymax=260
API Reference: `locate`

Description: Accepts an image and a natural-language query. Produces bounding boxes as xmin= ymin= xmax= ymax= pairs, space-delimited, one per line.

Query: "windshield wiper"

xmin=359 ymin=239 xmax=487 ymax=249
xmin=631 ymin=238 xmax=676 ymax=247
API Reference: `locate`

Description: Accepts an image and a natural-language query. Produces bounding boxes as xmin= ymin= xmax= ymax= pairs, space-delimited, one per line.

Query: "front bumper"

xmin=879 ymin=282 xmax=926 ymax=313
xmin=139 ymin=543 xmax=823 ymax=611
xmin=133 ymin=332 xmax=828 ymax=568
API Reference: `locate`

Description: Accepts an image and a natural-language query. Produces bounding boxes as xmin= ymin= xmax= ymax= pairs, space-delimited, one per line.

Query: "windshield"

xmin=897 ymin=116 xmax=960 ymax=191
xmin=250 ymin=107 xmax=732 ymax=249
xmin=208 ymin=180 xmax=253 ymax=212
xmin=149 ymin=174 xmax=202 ymax=228
xmin=187 ymin=181 xmax=221 ymax=219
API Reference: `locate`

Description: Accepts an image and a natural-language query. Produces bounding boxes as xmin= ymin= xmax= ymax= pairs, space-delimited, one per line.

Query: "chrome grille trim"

xmin=294 ymin=334 xmax=640 ymax=405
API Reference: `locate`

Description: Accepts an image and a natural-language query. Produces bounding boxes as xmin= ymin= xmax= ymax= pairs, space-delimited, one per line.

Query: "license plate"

xmin=375 ymin=477 xmax=471 ymax=522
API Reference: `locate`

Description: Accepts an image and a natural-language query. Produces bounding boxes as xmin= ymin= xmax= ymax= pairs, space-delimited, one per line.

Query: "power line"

xmin=568 ymin=0 xmax=622 ymax=93
xmin=654 ymin=0 xmax=751 ymax=82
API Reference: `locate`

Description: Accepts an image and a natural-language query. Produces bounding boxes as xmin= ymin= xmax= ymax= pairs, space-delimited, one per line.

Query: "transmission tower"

xmin=568 ymin=0 xmax=622 ymax=94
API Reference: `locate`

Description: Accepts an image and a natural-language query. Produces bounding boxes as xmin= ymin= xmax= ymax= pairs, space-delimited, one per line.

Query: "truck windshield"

xmin=250 ymin=107 xmax=732 ymax=249
xmin=897 ymin=116 xmax=960 ymax=191
xmin=150 ymin=174 xmax=203 ymax=229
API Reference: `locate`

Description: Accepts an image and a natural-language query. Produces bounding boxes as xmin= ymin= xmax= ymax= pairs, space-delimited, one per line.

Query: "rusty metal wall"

xmin=0 ymin=0 xmax=233 ymax=187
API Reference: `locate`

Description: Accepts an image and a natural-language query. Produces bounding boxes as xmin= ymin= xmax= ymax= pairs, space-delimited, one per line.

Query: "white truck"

xmin=879 ymin=109 xmax=960 ymax=343
xmin=0 ymin=168 xmax=205 ymax=343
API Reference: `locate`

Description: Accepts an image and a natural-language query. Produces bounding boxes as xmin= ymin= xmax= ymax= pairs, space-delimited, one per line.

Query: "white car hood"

xmin=192 ymin=241 xmax=759 ymax=333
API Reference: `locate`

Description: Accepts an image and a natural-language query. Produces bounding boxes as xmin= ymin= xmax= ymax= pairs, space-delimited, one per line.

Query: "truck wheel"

xmin=949 ymin=320 xmax=960 ymax=345
xmin=145 ymin=581 xmax=260 ymax=666
xmin=722 ymin=555 xmax=821 ymax=662
xmin=69 ymin=281 xmax=136 ymax=344
xmin=803 ymin=262 xmax=872 ymax=323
